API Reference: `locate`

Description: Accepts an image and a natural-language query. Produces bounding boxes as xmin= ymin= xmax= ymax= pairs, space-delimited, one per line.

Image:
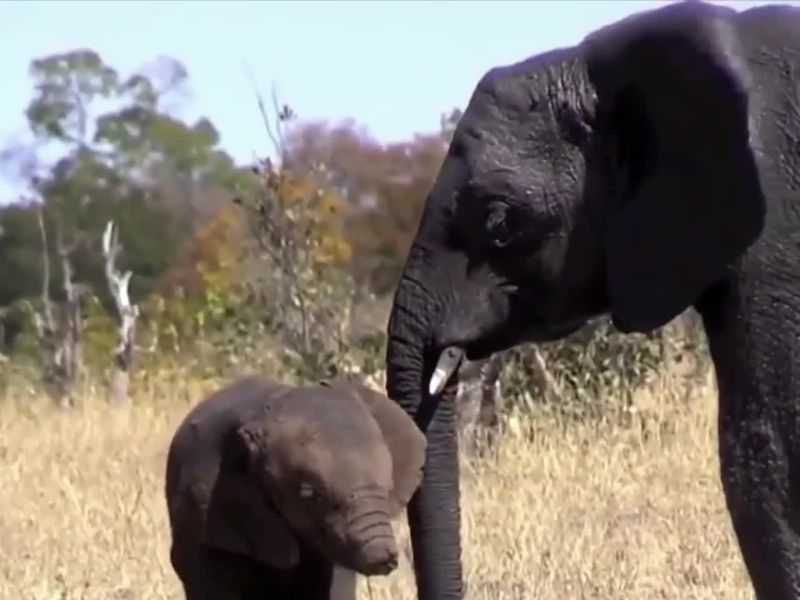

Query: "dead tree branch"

xmin=102 ymin=220 xmax=139 ymax=406
xmin=530 ymin=345 xmax=562 ymax=403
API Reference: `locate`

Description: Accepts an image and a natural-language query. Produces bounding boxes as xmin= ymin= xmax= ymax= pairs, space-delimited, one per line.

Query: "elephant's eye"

xmin=299 ymin=481 xmax=316 ymax=499
xmin=486 ymin=202 xmax=513 ymax=247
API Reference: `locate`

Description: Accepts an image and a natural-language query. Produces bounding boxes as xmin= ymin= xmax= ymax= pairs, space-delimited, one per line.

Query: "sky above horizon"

xmin=1 ymin=0 xmax=797 ymax=202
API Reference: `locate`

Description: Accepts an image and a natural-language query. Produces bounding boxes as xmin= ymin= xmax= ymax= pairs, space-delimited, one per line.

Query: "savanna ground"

xmin=0 ymin=364 xmax=755 ymax=600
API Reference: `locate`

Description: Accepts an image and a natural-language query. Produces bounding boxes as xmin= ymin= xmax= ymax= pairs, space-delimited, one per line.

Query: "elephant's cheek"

xmin=309 ymin=514 xmax=349 ymax=559
xmin=286 ymin=509 xmax=335 ymax=555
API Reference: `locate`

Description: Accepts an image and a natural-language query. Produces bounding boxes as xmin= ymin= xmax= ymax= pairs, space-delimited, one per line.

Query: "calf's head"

xmin=230 ymin=380 xmax=426 ymax=576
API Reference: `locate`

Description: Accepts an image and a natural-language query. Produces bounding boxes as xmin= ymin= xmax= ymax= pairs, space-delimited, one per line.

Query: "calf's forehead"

xmin=275 ymin=391 xmax=382 ymax=453
xmin=272 ymin=413 xmax=391 ymax=492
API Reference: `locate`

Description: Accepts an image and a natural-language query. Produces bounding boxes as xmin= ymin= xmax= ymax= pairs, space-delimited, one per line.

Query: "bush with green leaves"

xmin=499 ymin=310 xmax=710 ymax=422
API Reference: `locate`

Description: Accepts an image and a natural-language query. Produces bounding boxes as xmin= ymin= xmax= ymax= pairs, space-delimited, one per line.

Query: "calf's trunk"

xmin=347 ymin=495 xmax=399 ymax=576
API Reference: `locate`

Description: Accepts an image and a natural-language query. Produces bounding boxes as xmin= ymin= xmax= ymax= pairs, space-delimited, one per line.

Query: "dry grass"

xmin=0 ymin=370 xmax=754 ymax=600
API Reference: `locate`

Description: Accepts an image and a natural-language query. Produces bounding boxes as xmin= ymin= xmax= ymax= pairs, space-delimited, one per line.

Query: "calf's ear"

xmin=346 ymin=383 xmax=427 ymax=516
xmin=202 ymin=422 xmax=300 ymax=569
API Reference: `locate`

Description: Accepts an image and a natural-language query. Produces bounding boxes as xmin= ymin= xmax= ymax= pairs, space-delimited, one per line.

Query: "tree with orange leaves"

xmin=282 ymin=110 xmax=461 ymax=295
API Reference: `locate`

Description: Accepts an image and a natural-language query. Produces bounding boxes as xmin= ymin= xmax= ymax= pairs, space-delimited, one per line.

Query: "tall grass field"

xmin=0 ymin=368 xmax=753 ymax=599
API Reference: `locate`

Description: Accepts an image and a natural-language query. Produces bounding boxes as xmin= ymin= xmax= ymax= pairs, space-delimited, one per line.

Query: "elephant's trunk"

xmin=386 ymin=256 xmax=464 ymax=600
xmin=346 ymin=492 xmax=398 ymax=576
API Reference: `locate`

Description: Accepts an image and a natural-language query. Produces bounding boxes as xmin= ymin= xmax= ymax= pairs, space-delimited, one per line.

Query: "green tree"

xmin=0 ymin=48 xmax=245 ymax=353
xmin=25 ymin=49 xmax=119 ymax=147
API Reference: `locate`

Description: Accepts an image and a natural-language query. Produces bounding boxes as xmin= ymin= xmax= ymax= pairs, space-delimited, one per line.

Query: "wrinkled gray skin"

xmin=384 ymin=2 xmax=800 ymax=599
xmin=165 ymin=376 xmax=426 ymax=600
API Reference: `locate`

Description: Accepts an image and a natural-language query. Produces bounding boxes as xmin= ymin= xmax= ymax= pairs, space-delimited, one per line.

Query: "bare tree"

xmin=29 ymin=204 xmax=85 ymax=407
xmin=102 ymin=220 xmax=139 ymax=405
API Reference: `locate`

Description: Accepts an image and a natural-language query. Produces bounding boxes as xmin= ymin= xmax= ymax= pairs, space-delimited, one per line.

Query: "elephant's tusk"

xmin=428 ymin=346 xmax=465 ymax=396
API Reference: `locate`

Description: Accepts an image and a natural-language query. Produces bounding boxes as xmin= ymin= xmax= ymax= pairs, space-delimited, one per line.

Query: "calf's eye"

xmin=299 ymin=482 xmax=315 ymax=499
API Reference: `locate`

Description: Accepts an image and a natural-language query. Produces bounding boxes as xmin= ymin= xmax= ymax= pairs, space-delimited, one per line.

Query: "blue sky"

xmin=0 ymin=0 xmax=796 ymax=202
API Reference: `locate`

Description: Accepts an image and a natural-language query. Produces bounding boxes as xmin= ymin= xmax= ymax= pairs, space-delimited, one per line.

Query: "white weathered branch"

xmin=531 ymin=346 xmax=562 ymax=403
xmin=103 ymin=221 xmax=137 ymax=319
xmin=36 ymin=206 xmax=55 ymax=333
xmin=102 ymin=220 xmax=139 ymax=405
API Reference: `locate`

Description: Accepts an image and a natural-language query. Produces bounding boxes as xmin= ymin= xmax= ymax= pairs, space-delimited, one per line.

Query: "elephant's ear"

xmin=203 ymin=421 xmax=300 ymax=569
xmin=347 ymin=382 xmax=427 ymax=517
xmin=585 ymin=2 xmax=765 ymax=333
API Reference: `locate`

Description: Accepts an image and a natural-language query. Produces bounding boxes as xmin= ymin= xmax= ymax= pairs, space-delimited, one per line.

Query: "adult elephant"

xmin=383 ymin=1 xmax=800 ymax=599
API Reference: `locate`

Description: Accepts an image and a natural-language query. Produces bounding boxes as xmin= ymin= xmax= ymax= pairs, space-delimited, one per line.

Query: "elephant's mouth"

xmin=430 ymin=317 xmax=587 ymax=396
xmin=340 ymin=531 xmax=399 ymax=576
xmin=481 ymin=317 xmax=586 ymax=353
xmin=438 ymin=277 xmax=591 ymax=362
xmin=351 ymin=550 xmax=399 ymax=576
xmin=313 ymin=503 xmax=399 ymax=577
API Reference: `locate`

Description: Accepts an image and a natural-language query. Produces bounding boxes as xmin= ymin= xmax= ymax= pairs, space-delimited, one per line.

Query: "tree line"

xmin=0 ymin=49 xmax=463 ymax=402
xmin=0 ymin=48 xmax=708 ymax=440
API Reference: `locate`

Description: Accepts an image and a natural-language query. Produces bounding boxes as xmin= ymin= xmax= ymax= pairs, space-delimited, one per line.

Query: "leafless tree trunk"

xmin=0 ymin=306 xmax=12 ymax=363
xmin=30 ymin=206 xmax=84 ymax=408
xmin=102 ymin=221 xmax=139 ymax=406
xmin=456 ymin=353 xmax=506 ymax=454
xmin=455 ymin=346 xmax=562 ymax=453
xmin=57 ymin=228 xmax=83 ymax=407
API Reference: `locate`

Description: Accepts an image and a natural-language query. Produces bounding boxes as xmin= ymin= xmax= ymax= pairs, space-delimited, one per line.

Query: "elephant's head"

xmin=224 ymin=379 xmax=426 ymax=576
xmin=385 ymin=1 xmax=766 ymax=597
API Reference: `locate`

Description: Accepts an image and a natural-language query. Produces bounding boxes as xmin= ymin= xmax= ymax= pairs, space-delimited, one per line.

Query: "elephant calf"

xmin=164 ymin=375 xmax=426 ymax=600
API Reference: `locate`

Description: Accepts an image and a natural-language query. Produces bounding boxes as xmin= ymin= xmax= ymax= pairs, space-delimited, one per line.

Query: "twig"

xmin=241 ymin=63 xmax=283 ymax=160
xmin=270 ymin=82 xmax=289 ymax=160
